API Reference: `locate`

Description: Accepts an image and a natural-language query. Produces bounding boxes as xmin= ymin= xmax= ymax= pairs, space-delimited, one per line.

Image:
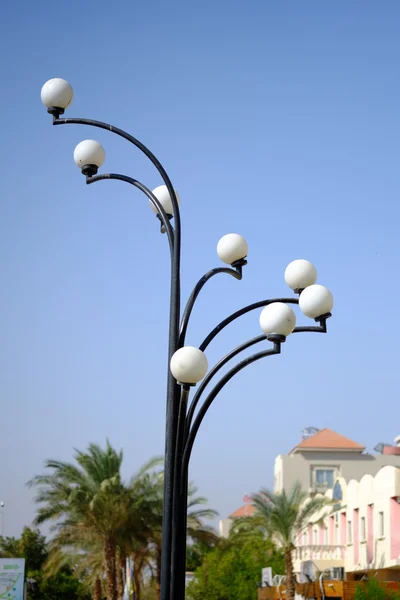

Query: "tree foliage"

xmin=28 ymin=440 xmax=217 ymax=600
xmin=0 ymin=527 xmax=90 ymax=600
xmin=355 ymin=578 xmax=400 ymax=600
xmin=186 ymin=528 xmax=284 ymax=600
xmin=186 ymin=538 xmax=216 ymax=572
xmin=251 ymin=483 xmax=331 ymax=549
xmin=27 ymin=568 xmax=90 ymax=600
xmin=249 ymin=483 xmax=332 ymax=600
xmin=0 ymin=527 xmax=47 ymax=571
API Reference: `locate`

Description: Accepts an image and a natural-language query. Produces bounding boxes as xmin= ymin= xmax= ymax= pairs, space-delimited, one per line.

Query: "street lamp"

xmin=0 ymin=502 xmax=4 ymax=537
xmin=40 ymin=77 xmax=334 ymax=600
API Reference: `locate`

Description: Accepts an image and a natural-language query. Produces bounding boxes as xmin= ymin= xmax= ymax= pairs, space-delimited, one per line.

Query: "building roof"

xmin=230 ymin=504 xmax=255 ymax=518
xmin=290 ymin=428 xmax=365 ymax=454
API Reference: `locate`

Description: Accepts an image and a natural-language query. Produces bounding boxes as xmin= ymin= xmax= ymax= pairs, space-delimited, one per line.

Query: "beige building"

xmin=219 ymin=428 xmax=400 ymax=548
xmin=293 ymin=465 xmax=400 ymax=578
xmin=219 ymin=502 xmax=255 ymax=538
xmin=274 ymin=428 xmax=400 ymax=495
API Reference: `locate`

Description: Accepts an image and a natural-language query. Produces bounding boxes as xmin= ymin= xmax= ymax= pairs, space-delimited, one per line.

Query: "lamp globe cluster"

xmin=40 ymin=76 xmax=335 ymax=600
xmin=285 ymin=258 xmax=333 ymax=320
xmin=258 ymin=259 xmax=333 ymax=340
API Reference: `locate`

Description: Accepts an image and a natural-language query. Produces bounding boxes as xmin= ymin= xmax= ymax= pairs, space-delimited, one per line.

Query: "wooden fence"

xmin=258 ymin=580 xmax=400 ymax=600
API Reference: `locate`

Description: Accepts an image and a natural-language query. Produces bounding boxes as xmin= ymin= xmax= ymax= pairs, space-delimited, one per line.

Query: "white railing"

xmin=293 ymin=545 xmax=344 ymax=562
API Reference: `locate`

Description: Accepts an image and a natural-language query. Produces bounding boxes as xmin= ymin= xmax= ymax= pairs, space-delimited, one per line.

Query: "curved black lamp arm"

xmin=48 ymin=112 xmax=333 ymax=600
xmin=53 ymin=116 xmax=181 ymax=230
xmin=181 ymin=343 xmax=282 ymax=484
xmin=86 ymin=173 xmax=174 ymax=253
xmin=185 ymin=316 xmax=329 ymax=440
xmin=199 ymin=297 xmax=299 ymax=351
xmin=186 ymin=334 xmax=266 ymax=435
xmin=52 ymin=114 xmax=181 ymax=600
xmin=179 ymin=266 xmax=244 ymax=346
xmin=293 ymin=318 xmax=329 ymax=334
xmin=172 ymin=313 xmax=330 ymax=599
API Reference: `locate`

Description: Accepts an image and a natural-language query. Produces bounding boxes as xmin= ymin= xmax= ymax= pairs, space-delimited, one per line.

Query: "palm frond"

xmin=251 ymin=482 xmax=329 ymax=550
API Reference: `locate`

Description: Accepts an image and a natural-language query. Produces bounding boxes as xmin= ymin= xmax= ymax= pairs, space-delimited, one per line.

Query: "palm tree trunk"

xmin=133 ymin=566 xmax=141 ymax=600
xmin=155 ymin=546 xmax=162 ymax=600
xmin=132 ymin=551 xmax=146 ymax=600
xmin=104 ymin=538 xmax=118 ymax=600
xmin=92 ymin=577 xmax=103 ymax=600
xmin=284 ymin=549 xmax=296 ymax=600
xmin=116 ymin=555 xmax=124 ymax=600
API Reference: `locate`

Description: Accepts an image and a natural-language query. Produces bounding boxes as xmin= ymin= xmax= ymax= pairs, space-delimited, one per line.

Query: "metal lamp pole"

xmin=40 ymin=78 xmax=334 ymax=600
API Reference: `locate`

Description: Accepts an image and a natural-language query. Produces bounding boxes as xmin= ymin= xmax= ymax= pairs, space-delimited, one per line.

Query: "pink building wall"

xmin=383 ymin=446 xmax=400 ymax=455
xmin=390 ymin=499 xmax=400 ymax=559
xmin=341 ymin=512 xmax=347 ymax=558
xmin=329 ymin=516 xmax=334 ymax=545
xmin=367 ymin=505 xmax=374 ymax=564
xmin=319 ymin=523 xmax=325 ymax=545
xmin=353 ymin=509 xmax=359 ymax=564
xmin=290 ymin=468 xmax=400 ymax=572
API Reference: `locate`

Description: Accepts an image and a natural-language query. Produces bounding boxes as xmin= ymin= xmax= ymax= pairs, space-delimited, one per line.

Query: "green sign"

xmin=0 ymin=559 xmax=25 ymax=600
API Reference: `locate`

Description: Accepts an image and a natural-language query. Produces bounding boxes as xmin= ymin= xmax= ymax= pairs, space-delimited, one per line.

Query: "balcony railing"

xmin=309 ymin=483 xmax=330 ymax=494
xmin=293 ymin=545 xmax=344 ymax=562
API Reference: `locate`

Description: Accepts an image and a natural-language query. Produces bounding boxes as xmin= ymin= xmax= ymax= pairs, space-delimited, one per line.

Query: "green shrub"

xmin=355 ymin=578 xmax=400 ymax=600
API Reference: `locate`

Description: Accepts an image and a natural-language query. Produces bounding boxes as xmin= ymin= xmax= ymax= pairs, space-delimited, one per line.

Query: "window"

xmin=314 ymin=468 xmax=335 ymax=489
xmin=314 ymin=529 xmax=318 ymax=545
xmin=361 ymin=517 xmax=366 ymax=541
xmin=379 ymin=512 xmax=384 ymax=537
xmin=324 ymin=527 xmax=328 ymax=544
xmin=335 ymin=525 xmax=339 ymax=544
xmin=303 ymin=531 xmax=307 ymax=545
xmin=333 ymin=482 xmax=343 ymax=501
xmin=347 ymin=520 xmax=352 ymax=544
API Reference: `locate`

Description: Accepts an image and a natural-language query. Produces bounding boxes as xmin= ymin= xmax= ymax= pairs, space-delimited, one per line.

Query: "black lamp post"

xmin=41 ymin=78 xmax=334 ymax=600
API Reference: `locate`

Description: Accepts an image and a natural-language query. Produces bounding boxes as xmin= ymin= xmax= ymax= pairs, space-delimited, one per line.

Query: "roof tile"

xmin=230 ymin=504 xmax=255 ymax=518
xmin=292 ymin=428 xmax=365 ymax=452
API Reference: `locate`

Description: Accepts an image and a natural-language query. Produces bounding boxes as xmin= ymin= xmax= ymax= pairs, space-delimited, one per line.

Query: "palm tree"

xmin=28 ymin=441 xmax=131 ymax=600
xmin=131 ymin=470 xmax=218 ymax=600
xmin=43 ymin=493 xmax=150 ymax=600
xmin=44 ymin=527 xmax=105 ymax=600
xmin=28 ymin=442 xmax=216 ymax=600
xmin=250 ymin=483 xmax=331 ymax=600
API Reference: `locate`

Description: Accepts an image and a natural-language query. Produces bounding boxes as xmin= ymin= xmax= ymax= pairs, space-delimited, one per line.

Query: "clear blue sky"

xmin=1 ymin=1 xmax=399 ymax=536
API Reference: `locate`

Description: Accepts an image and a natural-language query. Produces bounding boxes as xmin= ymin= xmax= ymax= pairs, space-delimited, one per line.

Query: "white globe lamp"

xmin=41 ymin=78 xmax=73 ymax=116
xmin=299 ymin=285 xmax=334 ymax=319
xmin=259 ymin=303 xmax=296 ymax=338
xmin=150 ymin=185 xmax=180 ymax=216
xmin=170 ymin=347 xmax=208 ymax=385
xmin=217 ymin=234 xmax=248 ymax=265
xmin=285 ymin=259 xmax=317 ymax=292
xmin=73 ymin=140 xmax=106 ymax=176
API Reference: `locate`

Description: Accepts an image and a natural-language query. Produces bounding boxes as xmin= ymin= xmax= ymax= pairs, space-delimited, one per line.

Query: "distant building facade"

xmin=219 ymin=501 xmax=255 ymax=538
xmin=219 ymin=427 xmax=400 ymax=577
xmin=274 ymin=428 xmax=400 ymax=495
xmin=294 ymin=465 xmax=400 ymax=577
